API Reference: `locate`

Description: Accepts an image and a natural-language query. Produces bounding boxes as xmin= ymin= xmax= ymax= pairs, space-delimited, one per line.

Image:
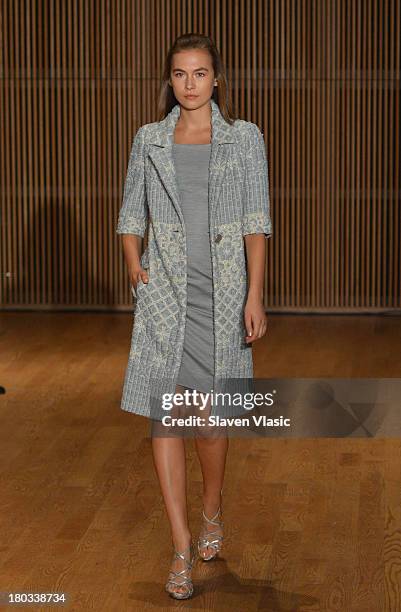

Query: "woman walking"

xmin=116 ymin=33 xmax=272 ymax=599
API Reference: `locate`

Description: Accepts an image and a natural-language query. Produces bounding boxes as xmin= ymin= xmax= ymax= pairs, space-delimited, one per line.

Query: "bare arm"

xmin=244 ymin=234 xmax=266 ymax=301
xmin=243 ymin=234 xmax=267 ymax=343
xmin=120 ymin=234 xmax=149 ymax=290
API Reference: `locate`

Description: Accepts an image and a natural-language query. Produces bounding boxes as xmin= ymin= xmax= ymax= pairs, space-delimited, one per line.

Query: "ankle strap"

xmin=202 ymin=507 xmax=222 ymax=524
xmin=172 ymin=541 xmax=194 ymax=564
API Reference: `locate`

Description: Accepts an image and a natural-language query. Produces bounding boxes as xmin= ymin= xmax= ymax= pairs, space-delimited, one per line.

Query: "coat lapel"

xmin=146 ymin=98 xmax=237 ymax=228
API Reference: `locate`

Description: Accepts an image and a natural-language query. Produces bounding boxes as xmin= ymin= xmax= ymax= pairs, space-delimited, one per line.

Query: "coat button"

xmin=215 ymin=233 xmax=222 ymax=243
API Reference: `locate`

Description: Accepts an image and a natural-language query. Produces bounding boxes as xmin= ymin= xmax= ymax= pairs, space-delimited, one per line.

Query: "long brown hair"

xmin=157 ymin=33 xmax=236 ymax=125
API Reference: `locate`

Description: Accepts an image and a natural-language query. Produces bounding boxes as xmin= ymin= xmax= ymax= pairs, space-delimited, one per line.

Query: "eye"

xmin=196 ymin=72 xmax=206 ymax=77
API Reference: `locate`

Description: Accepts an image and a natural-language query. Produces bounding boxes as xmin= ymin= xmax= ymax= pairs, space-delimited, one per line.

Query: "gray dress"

xmin=172 ymin=143 xmax=214 ymax=394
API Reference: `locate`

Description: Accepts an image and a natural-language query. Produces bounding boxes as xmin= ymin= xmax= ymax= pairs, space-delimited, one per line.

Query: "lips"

xmin=185 ymin=95 xmax=198 ymax=99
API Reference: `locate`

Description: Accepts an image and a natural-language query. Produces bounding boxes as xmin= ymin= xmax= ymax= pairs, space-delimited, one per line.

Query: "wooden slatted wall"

xmin=0 ymin=1 xmax=400 ymax=312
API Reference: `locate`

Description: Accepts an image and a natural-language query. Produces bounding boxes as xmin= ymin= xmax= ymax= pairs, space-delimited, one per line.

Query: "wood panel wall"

xmin=0 ymin=1 xmax=400 ymax=312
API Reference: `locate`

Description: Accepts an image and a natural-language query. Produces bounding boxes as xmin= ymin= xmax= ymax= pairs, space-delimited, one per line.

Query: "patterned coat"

xmin=116 ymin=98 xmax=272 ymax=419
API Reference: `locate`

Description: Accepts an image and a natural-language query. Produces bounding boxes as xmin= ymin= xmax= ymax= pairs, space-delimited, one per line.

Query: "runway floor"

xmin=0 ymin=311 xmax=400 ymax=611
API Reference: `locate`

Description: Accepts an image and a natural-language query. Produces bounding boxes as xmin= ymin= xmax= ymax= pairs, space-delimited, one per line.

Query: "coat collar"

xmin=145 ymin=98 xmax=237 ymax=146
xmin=145 ymin=98 xmax=237 ymax=229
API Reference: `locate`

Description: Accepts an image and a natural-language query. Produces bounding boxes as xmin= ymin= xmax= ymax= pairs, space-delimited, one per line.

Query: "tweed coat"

xmin=116 ymin=98 xmax=272 ymax=419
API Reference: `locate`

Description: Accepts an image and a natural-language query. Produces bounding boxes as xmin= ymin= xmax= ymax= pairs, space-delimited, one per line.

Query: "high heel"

xmin=165 ymin=540 xmax=195 ymax=599
xmin=197 ymin=506 xmax=224 ymax=561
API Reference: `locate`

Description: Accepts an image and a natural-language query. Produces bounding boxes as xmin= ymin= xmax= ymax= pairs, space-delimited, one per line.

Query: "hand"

xmin=244 ymin=294 xmax=268 ymax=343
xmin=129 ymin=266 xmax=149 ymax=292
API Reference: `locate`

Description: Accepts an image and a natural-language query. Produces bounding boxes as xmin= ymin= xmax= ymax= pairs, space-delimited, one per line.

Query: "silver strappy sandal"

xmin=197 ymin=506 xmax=224 ymax=561
xmin=165 ymin=540 xmax=195 ymax=599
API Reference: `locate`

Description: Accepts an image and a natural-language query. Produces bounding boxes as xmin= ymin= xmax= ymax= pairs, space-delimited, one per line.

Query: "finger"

xmin=260 ymin=317 xmax=268 ymax=335
xmin=255 ymin=320 xmax=263 ymax=339
xmin=245 ymin=325 xmax=255 ymax=342
xmin=244 ymin=314 xmax=253 ymax=339
xmin=131 ymin=271 xmax=141 ymax=291
xmin=251 ymin=311 xmax=265 ymax=341
xmin=245 ymin=321 xmax=257 ymax=343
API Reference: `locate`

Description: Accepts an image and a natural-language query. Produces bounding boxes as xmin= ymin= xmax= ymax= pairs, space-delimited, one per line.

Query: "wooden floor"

xmin=0 ymin=312 xmax=400 ymax=611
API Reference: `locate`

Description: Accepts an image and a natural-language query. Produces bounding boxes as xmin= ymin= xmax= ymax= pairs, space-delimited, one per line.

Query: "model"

xmin=116 ymin=33 xmax=272 ymax=600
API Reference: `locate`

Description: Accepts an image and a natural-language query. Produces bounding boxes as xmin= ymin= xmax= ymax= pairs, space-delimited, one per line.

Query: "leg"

xmin=193 ymin=393 xmax=228 ymax=559
xmin=151 ymin=384 xmax=193 ymax=597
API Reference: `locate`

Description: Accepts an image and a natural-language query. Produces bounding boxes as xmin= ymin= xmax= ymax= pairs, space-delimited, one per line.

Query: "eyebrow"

xmin=172 ymin=67 xmax=210 ymax=72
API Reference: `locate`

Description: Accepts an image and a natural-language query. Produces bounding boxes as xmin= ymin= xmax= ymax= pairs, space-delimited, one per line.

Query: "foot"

xmin=165 ymin=540 xmax=195 ymax=599
xmin=198 ymin=505 xmax=224 ymax=561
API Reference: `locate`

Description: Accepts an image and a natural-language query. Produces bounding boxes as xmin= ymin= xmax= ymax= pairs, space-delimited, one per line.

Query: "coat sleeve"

xmin=242 ymin=122 xmax=273 ymax=238
xmin=116 ymin=126 xmax=148 ymax=238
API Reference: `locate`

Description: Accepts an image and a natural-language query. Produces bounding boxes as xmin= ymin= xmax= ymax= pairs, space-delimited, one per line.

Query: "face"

xmin=169 ymin=49 xmax=218 ymax=109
